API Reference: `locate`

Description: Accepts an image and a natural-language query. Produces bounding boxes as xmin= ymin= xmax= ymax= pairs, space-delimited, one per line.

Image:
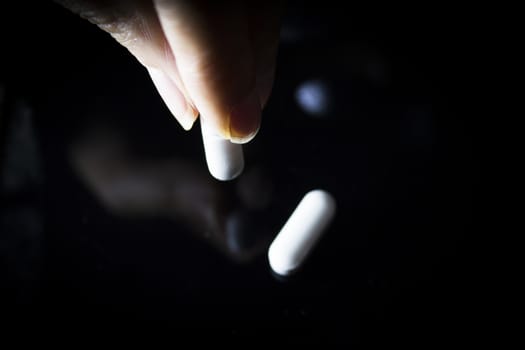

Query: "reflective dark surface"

xmin=1 ymin=1 xmax=476 ymax=345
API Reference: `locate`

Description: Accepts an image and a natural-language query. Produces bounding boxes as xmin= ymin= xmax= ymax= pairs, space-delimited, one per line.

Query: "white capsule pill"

xmin=200 ymin=119 xmax=244 ymax=181
xmin=268 ymin=189 xmax=336 ymax=276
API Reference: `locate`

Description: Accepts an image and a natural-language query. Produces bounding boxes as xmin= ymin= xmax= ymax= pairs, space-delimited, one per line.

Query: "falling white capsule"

xmin=268 ymin=189 xmax=336 ymax=276
xmin=200 ymin=119 xmax=244 ymax=181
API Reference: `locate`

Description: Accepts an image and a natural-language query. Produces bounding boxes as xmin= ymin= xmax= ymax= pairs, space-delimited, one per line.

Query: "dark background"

xmin=1 ymin=0 xmax=479 ymax=345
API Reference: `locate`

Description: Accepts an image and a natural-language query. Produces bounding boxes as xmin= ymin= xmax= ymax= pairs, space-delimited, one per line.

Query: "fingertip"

xmin=147 ymin=67 xmax=197 ymax=131
xmin=176 ymin=106 xmax=199 ymax=131
xmin=229 ymin=88 xmax=261 ymax=144
xmin=180 ymin=105 xmax=199 ymax=131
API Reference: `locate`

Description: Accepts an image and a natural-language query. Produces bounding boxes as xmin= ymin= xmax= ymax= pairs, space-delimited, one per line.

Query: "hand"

xmin=56 ymin=0 xmax=282 ymax=143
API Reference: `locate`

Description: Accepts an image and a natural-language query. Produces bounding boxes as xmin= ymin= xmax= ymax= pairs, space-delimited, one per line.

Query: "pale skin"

xmin=56 ymin=0 xmax=282 ymax=143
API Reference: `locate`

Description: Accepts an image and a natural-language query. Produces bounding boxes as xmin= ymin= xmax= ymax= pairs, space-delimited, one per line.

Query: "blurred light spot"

xmin=295 ymin=79 xmax=333 ymax=117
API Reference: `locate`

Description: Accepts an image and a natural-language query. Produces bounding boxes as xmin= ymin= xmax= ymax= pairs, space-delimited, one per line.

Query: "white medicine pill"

xmin=201 ymin=119 xmax=244 ymax=181
xmin=268 ymin=189 xmax=336 ymax=276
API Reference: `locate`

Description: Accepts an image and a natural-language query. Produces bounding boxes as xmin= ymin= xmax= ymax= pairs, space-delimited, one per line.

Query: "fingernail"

xmin=147 ymin=68 xmax=197 ymax=131
xmin=229 ymin=88 xmax=261 ymax=144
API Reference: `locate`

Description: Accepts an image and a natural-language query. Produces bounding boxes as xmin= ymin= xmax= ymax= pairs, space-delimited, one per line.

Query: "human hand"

xmin=56 ymin=0 xmax=282 ymax=144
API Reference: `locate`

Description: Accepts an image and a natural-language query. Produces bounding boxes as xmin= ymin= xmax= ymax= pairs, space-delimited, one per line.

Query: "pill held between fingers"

xmin=200 ymin=119 xmax=244 ymax=181
xmin=268 ymin=190 xmax=337 ymax=277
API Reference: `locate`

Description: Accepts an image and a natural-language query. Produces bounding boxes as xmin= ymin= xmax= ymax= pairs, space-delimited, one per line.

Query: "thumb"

xmin=153 ymin=0 xmax=261 ymax=143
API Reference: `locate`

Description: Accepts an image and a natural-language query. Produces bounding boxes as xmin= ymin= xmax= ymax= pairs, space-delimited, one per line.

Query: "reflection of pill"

xmin=268 ymin=190 xmax=336 ymax=276
xmin=201 ymin=119 xmax=244 ymax=181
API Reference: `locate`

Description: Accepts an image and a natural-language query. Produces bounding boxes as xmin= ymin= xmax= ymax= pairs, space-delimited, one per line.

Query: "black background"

xmin=1 ymin=0 xmax=479 ymax=345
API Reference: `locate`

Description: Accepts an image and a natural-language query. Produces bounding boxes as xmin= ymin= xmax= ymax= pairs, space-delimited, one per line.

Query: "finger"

xmin=153 ymin=0 xmax=260 ymax=143
xmin=147 ymin=67 xmax=195 ymax=130
xmin=54 ymin=0 xmax=199 ymax=130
